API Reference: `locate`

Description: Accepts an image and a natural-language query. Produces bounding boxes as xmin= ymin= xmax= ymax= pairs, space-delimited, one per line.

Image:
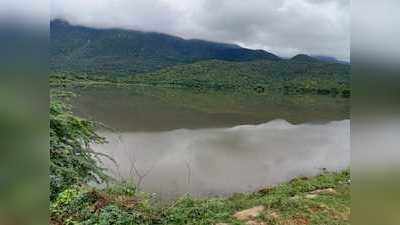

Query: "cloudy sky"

xmin=51 ymin=0 xmax=350 ymax=60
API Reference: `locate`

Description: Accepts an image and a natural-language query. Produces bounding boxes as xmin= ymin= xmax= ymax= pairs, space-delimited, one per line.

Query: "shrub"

xmin=50 ymin=96 xmax=109 ymax=200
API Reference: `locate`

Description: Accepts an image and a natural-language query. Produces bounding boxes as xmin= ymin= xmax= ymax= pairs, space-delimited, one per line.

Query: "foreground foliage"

xmin=50 ymin=170 xmax=350 ymax=225
xmin=50 ymin=94 xmax=108 ymax=200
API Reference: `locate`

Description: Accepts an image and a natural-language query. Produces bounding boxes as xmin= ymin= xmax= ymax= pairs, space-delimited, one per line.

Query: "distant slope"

xmin=51 ymin=19 xmax=280 ymax=75
xmin=312 ymin=55 xmax=350 ymax=64
xmin=291 ymin=54 xmax=320 ymax=63
xmin=290 ymin=54 xmax=350 ymax=65
xmin=127 ymin=59 xmax=350 ymax=97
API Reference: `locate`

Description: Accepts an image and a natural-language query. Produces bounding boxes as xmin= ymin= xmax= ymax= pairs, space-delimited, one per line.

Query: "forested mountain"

xmin=50 ymin=19 xmax=280 ymax=75
xmin=290 ymin=54 xmax=320 ymax=63
xmin=51 ymin=19 xmax=350 ymax=98
xmin=124 ymin=59 xmax=351 ymax=97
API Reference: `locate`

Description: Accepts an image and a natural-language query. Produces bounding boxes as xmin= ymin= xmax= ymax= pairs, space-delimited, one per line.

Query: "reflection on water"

xmin=94 ymin=119 xmax=350 ymax=200
xmin=66 ymin=86 xmax=350 ymax=199
xmin=70 ymin=86 xmax=350 ymax=132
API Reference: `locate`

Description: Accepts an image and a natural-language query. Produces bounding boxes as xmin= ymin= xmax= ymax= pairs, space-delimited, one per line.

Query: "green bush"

xmin=50 ymin=185 xmax=153 ymax=225
xmin=50 ymin=96 xmax=108 ymax=200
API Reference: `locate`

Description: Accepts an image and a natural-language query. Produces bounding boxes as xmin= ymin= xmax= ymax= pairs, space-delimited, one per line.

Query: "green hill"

xmin=52 ymin=58 xmax=350 ymax=97
xmin=125 ymin=59 xmax=350 ymax=97
xmin=51 ymin=19 xmax=280 ymax=76
xmin=51 ymin=20 xmax=350 ymax=97
xmin=291 ymin=54 xmax=321 ymax=63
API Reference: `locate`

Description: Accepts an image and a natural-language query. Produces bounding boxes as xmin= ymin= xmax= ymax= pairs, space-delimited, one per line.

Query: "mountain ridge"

xmin=51 ymin=19 xmax=281 ymax=75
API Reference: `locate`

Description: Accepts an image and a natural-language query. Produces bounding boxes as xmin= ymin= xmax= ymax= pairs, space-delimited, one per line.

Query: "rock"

xmin=269 ymin=211 xmax=280 ymax=219
xmin=233 ymin=206 xmax=265 ymax=221
xmin=257 ymin=186 xmax=274 ymax=195
xmin=310 ymin=188 xmax=337 ymax=195
xmin=305 ymin=194 xmax=318 ymax=199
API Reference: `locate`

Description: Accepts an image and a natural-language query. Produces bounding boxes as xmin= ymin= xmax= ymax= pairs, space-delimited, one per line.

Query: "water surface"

xmin=69 ymin=86 xmax=350 ymax=199
xmin=71 ymin=86 xmax=350 ymax=131
xmin=95 ymin=119 xmax=350 ymax=200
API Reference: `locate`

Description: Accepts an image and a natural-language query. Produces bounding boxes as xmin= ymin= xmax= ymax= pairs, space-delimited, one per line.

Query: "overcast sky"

xmin=51 ymin=0 xmax=350 ymax=60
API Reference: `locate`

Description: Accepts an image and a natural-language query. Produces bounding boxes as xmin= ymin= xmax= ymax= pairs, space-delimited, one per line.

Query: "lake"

xmin=70 ymin=85 xmax=350 ymax=200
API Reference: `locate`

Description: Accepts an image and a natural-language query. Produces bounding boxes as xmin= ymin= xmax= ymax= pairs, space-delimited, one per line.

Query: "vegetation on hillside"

xmin=51 ymin=19 xmax=279 ymax=76
xmin=51 ymin=58 xmax=351 ymax=98
xmin=129 ymin=60 xmax=350 ymax=96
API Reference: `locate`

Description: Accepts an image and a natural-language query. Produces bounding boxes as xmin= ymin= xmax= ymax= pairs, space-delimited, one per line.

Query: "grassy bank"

xmin=50 ymin=170 xmax=350 ymax=225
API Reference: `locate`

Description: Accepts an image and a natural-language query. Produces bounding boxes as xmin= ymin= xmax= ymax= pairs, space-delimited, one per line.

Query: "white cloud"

xmin=1 ymin=0 xmax=49 ymax=26
xmin=51 ymin=0 xmax=350 ymax=60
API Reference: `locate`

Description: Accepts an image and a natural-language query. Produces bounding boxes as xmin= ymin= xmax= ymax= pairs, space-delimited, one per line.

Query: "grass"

xmin=50 ymin=170 xmax=350 ymax=225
